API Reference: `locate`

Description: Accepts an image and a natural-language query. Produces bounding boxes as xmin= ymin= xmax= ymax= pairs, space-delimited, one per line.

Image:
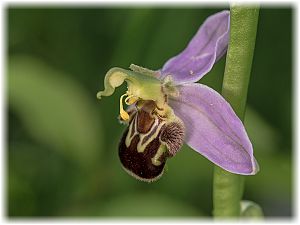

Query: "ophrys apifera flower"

xmin=97 ymin=10 xmax=259 ymax=182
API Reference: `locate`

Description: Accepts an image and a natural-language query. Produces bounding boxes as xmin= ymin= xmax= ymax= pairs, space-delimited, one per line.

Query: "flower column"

xmin=213 ymin=5 xmax=260 ymax=218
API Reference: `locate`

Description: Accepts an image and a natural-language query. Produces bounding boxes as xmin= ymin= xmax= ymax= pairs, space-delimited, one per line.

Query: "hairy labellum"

xmin=119 ymin=100 xmax=184 ymax=182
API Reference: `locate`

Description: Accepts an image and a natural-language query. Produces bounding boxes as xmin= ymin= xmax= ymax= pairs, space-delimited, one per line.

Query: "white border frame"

xmin=1 ymin=1 xmax=298 ymax=224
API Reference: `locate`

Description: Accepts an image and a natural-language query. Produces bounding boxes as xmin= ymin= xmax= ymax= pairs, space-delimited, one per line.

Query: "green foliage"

xmin=8 ymin=56 xmax=103 ymax=168
xmin=99 ymin=193 xmax=202 ymax=217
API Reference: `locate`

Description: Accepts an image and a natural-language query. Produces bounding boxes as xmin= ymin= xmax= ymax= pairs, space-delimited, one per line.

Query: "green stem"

xmin=213 ymin=5 xmax=260 ymax=218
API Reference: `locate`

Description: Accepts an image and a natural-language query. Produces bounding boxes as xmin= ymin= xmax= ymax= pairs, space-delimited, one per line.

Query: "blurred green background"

xmin=7 ymin=6 xmax=293 ymax=218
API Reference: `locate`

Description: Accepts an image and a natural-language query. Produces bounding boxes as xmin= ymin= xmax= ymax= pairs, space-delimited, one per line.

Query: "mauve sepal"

xmin=160 ymin=10 xmax=230 ymax=85
xmin=169 ymin=83 xmax=258 ymax=175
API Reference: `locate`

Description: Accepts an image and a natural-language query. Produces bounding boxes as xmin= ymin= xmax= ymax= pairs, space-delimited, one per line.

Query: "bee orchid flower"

xmin=97 ymin=10 xmax=259 ymax=182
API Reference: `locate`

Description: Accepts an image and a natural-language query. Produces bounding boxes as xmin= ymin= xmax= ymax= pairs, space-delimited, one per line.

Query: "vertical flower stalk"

xmin=213 ymin=5 xmax=260 ymax=217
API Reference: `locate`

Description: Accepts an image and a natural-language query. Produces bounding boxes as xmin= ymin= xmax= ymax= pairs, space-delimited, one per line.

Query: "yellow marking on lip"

xmin=125 ymin=115 xmax=137 ymax=148
xmin=120 ymin=93 xmax=130 ymax=121
xmin=151 ymin=145 xmax=166 ymax=166
xmin=137 ymin=117 xmax=166 ymax=153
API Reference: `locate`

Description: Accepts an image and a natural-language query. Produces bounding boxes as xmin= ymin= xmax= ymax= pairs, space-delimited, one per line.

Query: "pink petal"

xmin=169 ymin=83 xmax=259 ymax=175
xmin=160 ymin=10 xmax=230 ymax=85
